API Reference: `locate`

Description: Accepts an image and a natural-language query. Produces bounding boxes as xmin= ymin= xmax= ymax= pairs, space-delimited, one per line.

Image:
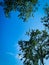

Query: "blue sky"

xmin=0 ymin=0 xmax=49 ymax=65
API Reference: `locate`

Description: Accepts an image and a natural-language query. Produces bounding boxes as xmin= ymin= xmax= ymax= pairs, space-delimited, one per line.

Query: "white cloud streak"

xmin=6 ymin=52 xmax=22 ymax=60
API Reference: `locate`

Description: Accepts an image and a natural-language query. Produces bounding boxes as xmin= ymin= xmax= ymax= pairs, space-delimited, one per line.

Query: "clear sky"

xmin=0 ymin=0 xmax=49 ymax=65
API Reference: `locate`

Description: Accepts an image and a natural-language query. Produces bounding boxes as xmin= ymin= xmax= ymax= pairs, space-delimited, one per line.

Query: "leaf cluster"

xmin=0 ymin=0 xmax=38 ymax=21
xmin=18 ymin=29 xmax=49 ymax=65
xmin=41 ymin=5 xmax=49 ymax=29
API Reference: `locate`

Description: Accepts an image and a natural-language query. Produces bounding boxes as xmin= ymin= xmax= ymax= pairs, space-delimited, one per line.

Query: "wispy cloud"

xmin=6 ymin=52 xmax=14 ymax=56
xmin=6 ymin=52 xmax=22 ymax=59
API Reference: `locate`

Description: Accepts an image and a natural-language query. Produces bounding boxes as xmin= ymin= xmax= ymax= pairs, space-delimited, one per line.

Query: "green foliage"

xmin=41 ymin=5 xmax=49 ymax=29
xmin=0 ymin=0 xmax=38 ymax=21
xmin=18 ymin=29 xmax=49 ymax=65
xmin=0 ymin=1 xmax=49 ymax=65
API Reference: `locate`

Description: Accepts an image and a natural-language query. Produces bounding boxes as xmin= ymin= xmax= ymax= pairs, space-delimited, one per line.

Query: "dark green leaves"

xmin=0 ymin=0 xmax=38 ymax=21
xmin=41 ymin=5 xmax=49 ymax=29
xmin=18 ymin=29 xmax=49 ymax=65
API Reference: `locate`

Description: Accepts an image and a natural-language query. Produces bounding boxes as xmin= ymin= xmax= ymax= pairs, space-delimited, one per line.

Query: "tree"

xmin=0 ymin=0 xmax=49 ymax=65
xmin=18 ymin=29 xmax=49 ymax=65
xmin=0 ymin=0 xmax=39 ymax=21
xmin=18 ymin=4 xmax=49 ymax=64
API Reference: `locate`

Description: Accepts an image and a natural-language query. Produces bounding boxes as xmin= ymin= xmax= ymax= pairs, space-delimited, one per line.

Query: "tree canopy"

xmin=18 ymin=3 xmax=49 ymax=65
xmin=18 ymin=29 xmax=49 ymax=65
xmin=41 ymin=5 xmax=49 ymax=30
xmin=18 ymin=4 xmax=49 ymax=64
xmin=0 ymin=0 xmax=39 ymax=21
xmin=0 ymin=0 xmax=49 ymax=65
